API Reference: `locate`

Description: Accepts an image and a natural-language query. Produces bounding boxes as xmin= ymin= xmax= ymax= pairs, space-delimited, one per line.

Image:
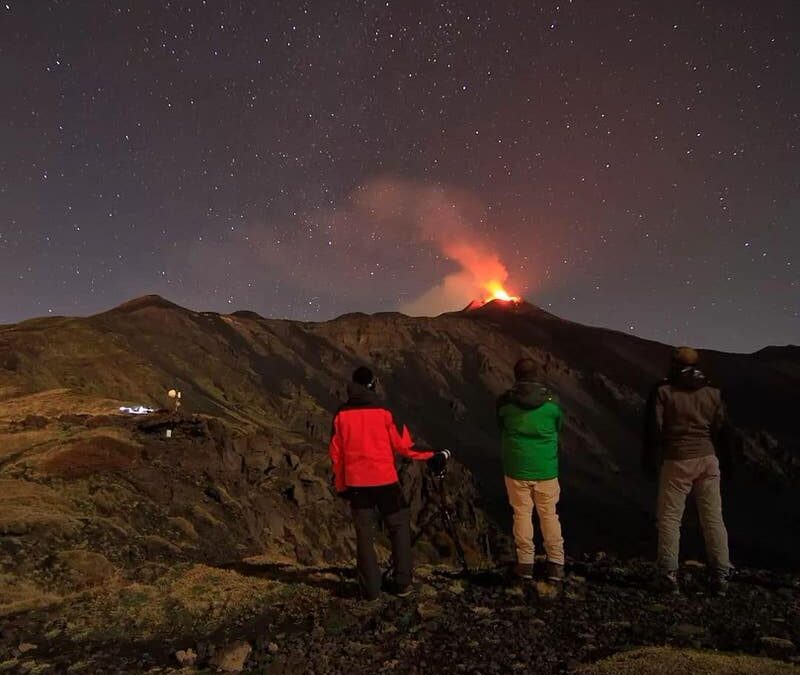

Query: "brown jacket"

xmin=653 ymin=368 xmax=727 ymax=461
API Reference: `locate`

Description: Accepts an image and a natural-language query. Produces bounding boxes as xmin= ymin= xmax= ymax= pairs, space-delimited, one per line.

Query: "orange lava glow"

xmin=484 ymin=281 xmax=521 ymax=303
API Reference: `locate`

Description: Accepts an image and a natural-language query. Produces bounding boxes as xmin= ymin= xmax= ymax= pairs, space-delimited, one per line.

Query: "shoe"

xmin=384 ymin=578 xmax=413 ymax=598
xmin=709 ymin=568 xmax=730 ymax=597
xmin=546 ymin=561 xmax=565 ymax=583
xmin=654 ymin=570 xmax=679 ymax=595
xmin=513 ymin=563 xmax=534 ymax=579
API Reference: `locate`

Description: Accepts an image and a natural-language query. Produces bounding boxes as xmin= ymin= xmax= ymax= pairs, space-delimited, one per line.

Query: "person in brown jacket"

xmin=643 ymin=346 xmax=732 ymax=594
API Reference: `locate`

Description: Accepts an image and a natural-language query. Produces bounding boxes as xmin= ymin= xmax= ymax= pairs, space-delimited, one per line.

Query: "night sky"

xmin=1 ymin=1 xmax=798 ymax=352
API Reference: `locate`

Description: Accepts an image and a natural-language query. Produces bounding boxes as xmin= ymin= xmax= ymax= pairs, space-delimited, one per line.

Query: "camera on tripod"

xmin=385 ymin=447 xmax=469 ymax=577
xmin=427 ymin=448 xmax=452 ymax=478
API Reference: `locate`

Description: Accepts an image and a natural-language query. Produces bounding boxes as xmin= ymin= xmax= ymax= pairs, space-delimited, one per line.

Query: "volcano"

xmin=463 ymin=296 xmax=525 ymax=312
xmin=461 ymin=296 xmax=538 ymax=312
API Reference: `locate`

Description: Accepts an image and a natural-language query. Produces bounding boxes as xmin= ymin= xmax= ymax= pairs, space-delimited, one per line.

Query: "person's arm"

xmin=329 ymin=415 xmax=347 ymax=492
xmin=711 ymin=394 xmax=735 ymax=479
xmin=388 ymin=413 xmax=434 ymax=461
xmin=654 ymin=389 xmax=665 ymax=437
xmin=641 ymin=384 xmax=663 ymax=476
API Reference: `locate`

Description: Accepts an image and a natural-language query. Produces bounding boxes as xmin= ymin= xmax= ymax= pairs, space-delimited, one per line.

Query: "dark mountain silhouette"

xmin=1 ymin=296 xmax=799 ymax=673
xmin=0 ymin=295 xmax=797 ymax=569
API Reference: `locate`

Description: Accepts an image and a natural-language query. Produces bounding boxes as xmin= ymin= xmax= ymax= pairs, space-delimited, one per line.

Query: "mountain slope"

xmin=0 ymin=295 xmax=798 ymax=569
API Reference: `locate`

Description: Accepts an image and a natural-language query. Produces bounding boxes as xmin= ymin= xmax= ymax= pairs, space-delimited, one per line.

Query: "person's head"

xmin=513 ymin=358 xmax=541 ymax=382
xmin=352 ymin=366 xmax=376 ymax=390
xmin=673 ymin=346 xmax=699 ymax=367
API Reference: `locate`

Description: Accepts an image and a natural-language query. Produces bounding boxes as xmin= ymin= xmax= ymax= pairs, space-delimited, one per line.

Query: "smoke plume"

xmin=354 ymin=177 xmax=514 ymax=315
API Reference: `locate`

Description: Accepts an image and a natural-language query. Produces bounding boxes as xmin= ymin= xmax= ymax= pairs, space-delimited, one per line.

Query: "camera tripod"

xmin=384 ymin=465 xmax=470 ymax=579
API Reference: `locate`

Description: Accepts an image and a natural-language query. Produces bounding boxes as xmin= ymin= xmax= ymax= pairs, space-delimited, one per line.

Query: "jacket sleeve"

xmin=329 ymin=415 xmax=346 ymax=492
xmin=495 ymin=393 xmax=507 ymax=428
xmin=711 ymin=395 xmax=735 ymax=478
xmin=388 ymin=414 xmax=434 ymax=461
xmin=641 ymin=384 xmax=663 ymax=474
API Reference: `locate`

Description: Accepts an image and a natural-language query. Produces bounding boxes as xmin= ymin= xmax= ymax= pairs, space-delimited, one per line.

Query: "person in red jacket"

xmin=330 ymin=366 xmax=442 ymax=599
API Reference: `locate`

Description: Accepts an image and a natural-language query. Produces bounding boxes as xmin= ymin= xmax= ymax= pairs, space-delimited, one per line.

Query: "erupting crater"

xmin=464 ymin=281 xmax=523 ymax=311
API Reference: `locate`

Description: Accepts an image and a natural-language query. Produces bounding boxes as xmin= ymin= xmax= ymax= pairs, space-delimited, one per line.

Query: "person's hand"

xmin=331 ymin=475 xmax=349 ymax=499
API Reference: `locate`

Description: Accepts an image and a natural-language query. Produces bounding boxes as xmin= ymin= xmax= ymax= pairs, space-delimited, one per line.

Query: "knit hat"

xmin=513 ymin=358 xmax=541 ymax=381
xmin=673 ymin=346 xmax=699 ymax=366
xmin=352 ymin=366 xmax=375 ymax=389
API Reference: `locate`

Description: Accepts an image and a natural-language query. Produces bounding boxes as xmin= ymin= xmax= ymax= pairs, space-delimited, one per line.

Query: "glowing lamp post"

xmin=167 ymin=388 xmax=182 ymax=413
xmin=166 ymin=388 xmax=182 ymax=439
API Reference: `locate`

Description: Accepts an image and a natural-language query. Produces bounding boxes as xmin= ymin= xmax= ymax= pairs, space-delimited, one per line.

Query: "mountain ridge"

xmin=79 ymin=293 xmax=798 ymax=355
xmin=1 ymin=294 xmax=797 ymax=566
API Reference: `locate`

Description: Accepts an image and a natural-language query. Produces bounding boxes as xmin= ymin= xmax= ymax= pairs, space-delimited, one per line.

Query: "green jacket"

xmin=497 ymin=380 xmax=562 ymax=480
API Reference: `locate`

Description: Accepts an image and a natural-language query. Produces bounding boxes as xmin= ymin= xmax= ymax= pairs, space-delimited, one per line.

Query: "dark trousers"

xmin=348 ymin=483 xmax=411 ymax=600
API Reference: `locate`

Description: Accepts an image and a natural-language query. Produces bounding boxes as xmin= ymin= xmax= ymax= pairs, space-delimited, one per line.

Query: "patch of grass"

xmin=38 ymin=436 xmax=139 ymax=478
xmin=118 ymin=586 xmax=155 ymax=610
xmin=62 ymin=564 xmax=282 ymax=643
xmin=15 ymin=660 xmax=50 ymax=675
xmin=579 ymin=647 xmax=798 ymax=675
xmin=0 ymin=389 xmax=123 ymax=422
xmin=322 ymin=605 xmax=358 ymax=635
xmin=55 ymin=550 xmax=118 ymax=590
xmin=0 ymin=479 xmax=79 ymax=537
xmin=0 ymin=574 xmax=61 ymax=617
xmin=0 ymin=431 xmax=54 ymax=456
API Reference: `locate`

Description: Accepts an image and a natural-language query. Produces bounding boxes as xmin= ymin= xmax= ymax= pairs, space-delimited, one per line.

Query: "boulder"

xmin=759 ymin=637 xmax=796 ymax=658
xmin=209 ymin=641 xmax=252 ymax=673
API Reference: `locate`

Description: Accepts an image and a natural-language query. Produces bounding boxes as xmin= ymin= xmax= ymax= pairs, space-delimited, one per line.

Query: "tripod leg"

xmin=441 ymin=508 xmax=469 ymax=573
xmin=436 ymin=476 xmax=469 ymax=573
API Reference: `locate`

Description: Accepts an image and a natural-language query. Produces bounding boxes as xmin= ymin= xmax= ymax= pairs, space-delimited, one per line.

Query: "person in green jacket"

xmin=497 ymin=358 xmax=565 ymax=582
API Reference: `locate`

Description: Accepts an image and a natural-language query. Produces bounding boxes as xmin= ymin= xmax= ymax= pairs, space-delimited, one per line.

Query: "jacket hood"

xmin=670 ymin=366 xmax=709 ymax=391
xmin=505 ymin=379 xmax=554 ymax=409
xmin=345 ymin=381 xmax=380 ymax=406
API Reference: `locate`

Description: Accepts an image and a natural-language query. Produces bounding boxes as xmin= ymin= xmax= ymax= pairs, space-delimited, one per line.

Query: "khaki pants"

xmin=504 ymin=476 xmax=565 ymax=565
xmin=657 ymin=455 xmax=730 ymax=573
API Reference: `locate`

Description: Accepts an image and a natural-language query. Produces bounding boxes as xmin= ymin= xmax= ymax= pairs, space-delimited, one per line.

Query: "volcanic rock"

xmin=534 ymin=580 xmax=561 ymax=599
xmin=671 ymin=623 xmax=707 ymax=638
xmin=209 ymin=641 xmax=252 ymax=673
xmin=759 ymin=637 xmax=796 ymax=657
xmin=175 ymin=648 xmax=197 ymax=667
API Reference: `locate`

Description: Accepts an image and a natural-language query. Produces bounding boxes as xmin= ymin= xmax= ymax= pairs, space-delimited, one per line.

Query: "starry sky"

xmin=1 ymin=1 xmax=798 ymax=352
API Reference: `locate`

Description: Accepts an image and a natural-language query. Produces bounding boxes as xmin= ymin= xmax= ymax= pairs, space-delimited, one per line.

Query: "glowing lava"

xmin=484 ymin=281 xmax=521 ymax=303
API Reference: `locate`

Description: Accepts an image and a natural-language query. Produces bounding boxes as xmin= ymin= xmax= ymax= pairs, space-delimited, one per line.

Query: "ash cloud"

xmin=173 ymin=176 xmax=517 ymax=318
xmin=353 ymin=177 xmax=514 ymax=315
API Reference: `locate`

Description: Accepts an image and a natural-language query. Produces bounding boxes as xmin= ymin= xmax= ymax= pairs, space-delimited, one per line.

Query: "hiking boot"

xmin=709 ymin=568 xmax=730 ymax=597
xmin=384 ymin=578 xmax=413 ymax=598
xmin=546 ymin=561 xmax=565 ymax=583
xmin=654 ymin=570 xmax=680 ymax=595
xmin=513 ymin=563 xmax=534 ymax=579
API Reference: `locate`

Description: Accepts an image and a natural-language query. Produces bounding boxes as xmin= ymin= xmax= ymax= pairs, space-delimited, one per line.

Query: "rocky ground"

xmin=1 ymin=557 xmax=797 ymax=674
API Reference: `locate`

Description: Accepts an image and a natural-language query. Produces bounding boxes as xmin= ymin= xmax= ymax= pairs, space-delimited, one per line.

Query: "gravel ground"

xmin=2 ymin=558 xmax=797 ymax=674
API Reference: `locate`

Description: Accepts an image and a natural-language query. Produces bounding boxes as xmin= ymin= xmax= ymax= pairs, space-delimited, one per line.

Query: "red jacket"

xmin=329 ymin=385 xmax=433 ymax=491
